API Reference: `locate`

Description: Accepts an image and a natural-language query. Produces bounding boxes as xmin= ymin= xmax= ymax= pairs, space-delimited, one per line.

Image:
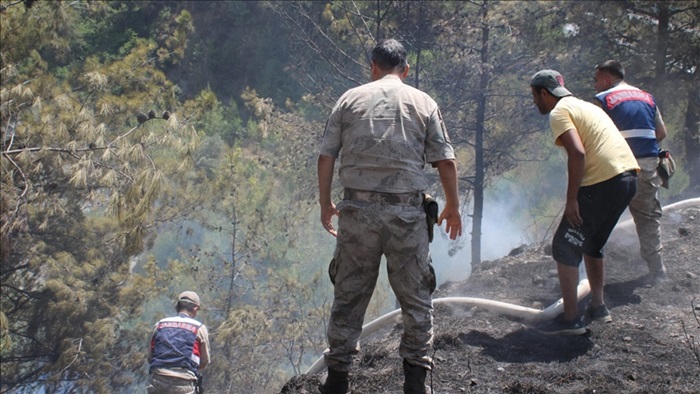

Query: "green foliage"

xmin=0 ymin=1 xmax=201 ymax=391
xmin=203 ymin=263 xmax=330 ymax=391
xmin=131 ymin=74 xmax=346 ymax=388
xmin=161 ymin=1 xmax=303 ymax=106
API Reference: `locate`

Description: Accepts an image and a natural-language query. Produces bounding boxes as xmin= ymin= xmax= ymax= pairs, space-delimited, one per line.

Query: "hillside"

xmin=280 ymin=200 xmax=700 ymax=393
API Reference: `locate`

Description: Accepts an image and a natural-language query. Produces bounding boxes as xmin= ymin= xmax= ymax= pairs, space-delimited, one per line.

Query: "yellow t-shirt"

xmin=550 ymin=96 xmax=639 ymax=186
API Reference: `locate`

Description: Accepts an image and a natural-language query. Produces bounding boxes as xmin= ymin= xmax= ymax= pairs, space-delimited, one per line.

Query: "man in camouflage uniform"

xmin=317 ymin=39 xmax=462 ymax=394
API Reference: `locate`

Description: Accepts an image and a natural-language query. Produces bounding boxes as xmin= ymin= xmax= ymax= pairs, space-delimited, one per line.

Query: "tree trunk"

xmin=683 ymin=70 xmax=700 ymax=195
xmin=654 ymin=3 xmax=670 ymax=110
xmin=226 ymin=198 xmax=238 ymax=315
xmin=413 ymin=1 xmax=425 ymax=90
xmin=471 ymin=4 xmax=490 ymax=268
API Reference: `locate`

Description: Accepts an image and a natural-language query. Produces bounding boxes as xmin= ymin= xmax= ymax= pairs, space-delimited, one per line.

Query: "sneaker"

xmin=536 ymin=314 xmax=586 ymax=336
xmin=586 ymin=302 xmax=612 ymax=323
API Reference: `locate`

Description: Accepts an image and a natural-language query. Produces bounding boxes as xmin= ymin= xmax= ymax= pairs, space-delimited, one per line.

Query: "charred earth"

xmin=281 ymin=202 xmax=700 ymax=393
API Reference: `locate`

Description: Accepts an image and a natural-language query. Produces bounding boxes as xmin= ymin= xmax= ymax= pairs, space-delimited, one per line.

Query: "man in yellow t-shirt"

xmin=530 ymin=69 xmax=639 ymax=335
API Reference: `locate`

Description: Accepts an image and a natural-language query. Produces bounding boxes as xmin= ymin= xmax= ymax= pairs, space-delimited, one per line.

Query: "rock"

xmin=509 ymin=244 xmax=526 ymax=256
xmin=686 ymin=271 xmax=697 ymax=279
xmin=543 ymin=244 xmax=553 ymax=255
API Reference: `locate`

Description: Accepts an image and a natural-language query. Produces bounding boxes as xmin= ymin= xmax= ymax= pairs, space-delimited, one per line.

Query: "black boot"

xmin=319 ymin=368 xmax=349 ymax=394
xmin=403 ymin=359 xmax=427 ymax=394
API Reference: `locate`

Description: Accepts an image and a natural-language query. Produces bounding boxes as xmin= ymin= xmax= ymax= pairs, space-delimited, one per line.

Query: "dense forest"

xmin=1 ymin=1 xmax=698 ymax=392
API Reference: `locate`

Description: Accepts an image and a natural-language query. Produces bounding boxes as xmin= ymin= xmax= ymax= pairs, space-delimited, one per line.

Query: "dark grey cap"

xmin=530 ymin=69 xmax=573 ymax=97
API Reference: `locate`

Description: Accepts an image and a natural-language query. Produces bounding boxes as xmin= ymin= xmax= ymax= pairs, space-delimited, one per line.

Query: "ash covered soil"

xmin=281 ymin=203 xmax=700 ymax=394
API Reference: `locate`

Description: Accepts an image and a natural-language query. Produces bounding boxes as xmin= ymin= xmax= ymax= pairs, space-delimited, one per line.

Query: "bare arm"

xmin=557 ymin=129 xmax=586 ymax=228
xmin=434 ymin=159 xmax=462 ymax=240
xmin=655 ymin=108 xmax=667 ymax=142
xmin=317 ymin=154 xmax=339 ymax=237
xmin=198 ymin=325 xmax=210 ymax=370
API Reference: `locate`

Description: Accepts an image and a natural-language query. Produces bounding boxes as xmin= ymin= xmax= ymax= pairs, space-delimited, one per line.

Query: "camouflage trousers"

xmin=629 ymin=156 xmax=665 ymax=274
xmin=146 ymin=373 xmax=196 ymax=394
xmin=325 ymin=199 xmax=435 ymax=372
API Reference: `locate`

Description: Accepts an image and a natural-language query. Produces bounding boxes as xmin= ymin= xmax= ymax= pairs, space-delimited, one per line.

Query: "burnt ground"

xmin=280 ymin=203 xmax=700 ymax=394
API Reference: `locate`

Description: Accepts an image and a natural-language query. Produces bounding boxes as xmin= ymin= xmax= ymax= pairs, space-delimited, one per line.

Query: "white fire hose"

xmin=615 ymin=197 xmax=700 ymax=232
xmin=306 ymin=280 xmax=590 ymax=374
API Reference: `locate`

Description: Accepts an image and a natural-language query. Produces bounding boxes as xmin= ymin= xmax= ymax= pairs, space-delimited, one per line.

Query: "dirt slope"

xmin=281 ymin=203 xmax=700 ymax=394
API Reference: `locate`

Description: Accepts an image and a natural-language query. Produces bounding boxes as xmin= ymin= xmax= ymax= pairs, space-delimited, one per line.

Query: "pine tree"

xmin=1 ymin=2 xmax=197 ymax=391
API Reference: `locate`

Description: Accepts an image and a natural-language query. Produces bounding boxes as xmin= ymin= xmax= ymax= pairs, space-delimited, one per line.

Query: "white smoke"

xmin=430 ymin=189 xmax=532 ymax=286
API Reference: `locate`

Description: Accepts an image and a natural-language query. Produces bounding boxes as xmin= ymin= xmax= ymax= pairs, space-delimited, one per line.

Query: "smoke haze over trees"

xmin=1 ymin=1 xmax=698 ymax=392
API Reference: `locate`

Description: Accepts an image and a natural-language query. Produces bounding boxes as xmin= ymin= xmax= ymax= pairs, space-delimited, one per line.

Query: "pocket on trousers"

xmin=328 ymin=258 xmax=338 ymax=285
xmin=336 ymin=200 xmax=364 ymax=212
xmin=418 ymin=255 xmax=436 ymax=295
xmin=427 ymin=264 xmax=436 ymax=294
xmin=396 ymin=210 xmax=424 ymax=224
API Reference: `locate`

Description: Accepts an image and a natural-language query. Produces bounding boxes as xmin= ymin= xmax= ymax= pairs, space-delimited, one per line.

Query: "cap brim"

xmin=550 ymin=86 xmax=572 ymax=97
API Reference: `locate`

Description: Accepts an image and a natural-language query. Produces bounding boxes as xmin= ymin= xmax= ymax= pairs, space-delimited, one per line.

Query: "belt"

xmin=607 ymin=170 xmax=637 ymax=182
xmin=344 ymin=188 xmax=423 ymax=206
xmin=620 ymin=128 xmax=655 ymax=139
xmin=151 ymin=373 xmax=196 ymax=384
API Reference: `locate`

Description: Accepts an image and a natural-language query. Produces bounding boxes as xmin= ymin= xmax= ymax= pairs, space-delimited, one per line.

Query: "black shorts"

xmin=552 ymin=171 xmax=637 ymax=267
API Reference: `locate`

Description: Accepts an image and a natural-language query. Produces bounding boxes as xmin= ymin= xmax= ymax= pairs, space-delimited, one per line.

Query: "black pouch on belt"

xmin=423 ymin=194 xmax=439 ymax=243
